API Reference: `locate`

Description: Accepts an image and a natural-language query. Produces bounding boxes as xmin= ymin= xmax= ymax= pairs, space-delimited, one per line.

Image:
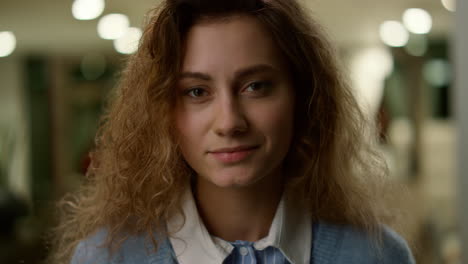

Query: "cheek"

xmin=251 ymin=97 xmax=295 ymax=138
xmin=272 ymin=107 xmax=294 ymax=146
xmin=174 ymin=108 xmax=209 ymax=157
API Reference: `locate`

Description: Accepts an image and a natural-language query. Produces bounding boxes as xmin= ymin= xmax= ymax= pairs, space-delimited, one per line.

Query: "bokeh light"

xmin=379 ymin=21 xmax=409 ymax=47
xmin=441 ymin=0 xmax=456 ymax=12
xmin=0 ymin=31 xmax=17 ymax=57
xmin=72 ymin=0 xmax=105 ymax=20
xmin=350 ymin=47 xmax=393 ymax=116
xmin=113 ymin=27 xmax=143 ymax=54
xmin=97 ymin=13 xmax=130 ymax=40
xmin=405 ymin=34 xmax=428 ymax=56
xmin=423 ymin=59 xmax=452 ymax=87
xmin=80 ymin=53 xmax=107 ymax=80
xmin=403 ymin=8 xmax=432 ymax=34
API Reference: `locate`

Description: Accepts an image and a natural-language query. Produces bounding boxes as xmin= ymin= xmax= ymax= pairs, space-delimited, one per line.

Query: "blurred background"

xmin=0 ymin=0 xmax=465 ymax=263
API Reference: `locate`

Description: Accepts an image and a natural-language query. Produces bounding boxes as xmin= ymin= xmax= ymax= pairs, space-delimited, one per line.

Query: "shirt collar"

xmin=167 ymin=188 xmax=311 ymax=264
xmin=248 ymin=193 xmax=312 ymax=264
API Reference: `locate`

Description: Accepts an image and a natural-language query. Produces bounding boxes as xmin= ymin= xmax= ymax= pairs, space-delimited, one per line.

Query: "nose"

xmin=213 ymin=95 xmax=248 ymax=137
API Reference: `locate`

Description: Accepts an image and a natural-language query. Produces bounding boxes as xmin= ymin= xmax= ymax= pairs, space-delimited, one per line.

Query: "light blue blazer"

xmin=72 ymin=222 xmax=415 ymax=264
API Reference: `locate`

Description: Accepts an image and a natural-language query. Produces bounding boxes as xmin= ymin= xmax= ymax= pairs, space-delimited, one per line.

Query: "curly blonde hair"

xmin=48 ymin=0 xmax=394 ymax=263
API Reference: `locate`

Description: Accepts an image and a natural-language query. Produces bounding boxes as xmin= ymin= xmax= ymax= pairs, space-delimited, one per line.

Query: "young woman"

xmin=50 ymin=0 xmax=415 ymax=263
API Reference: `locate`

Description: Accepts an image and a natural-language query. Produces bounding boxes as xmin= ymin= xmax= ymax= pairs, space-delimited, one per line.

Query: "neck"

xmin=194 ymin=172 xmax=284 ymax=242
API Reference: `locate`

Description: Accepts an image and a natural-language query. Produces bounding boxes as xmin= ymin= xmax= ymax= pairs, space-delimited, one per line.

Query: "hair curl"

xmin=48 ymin=0 xmax=397 ymax=263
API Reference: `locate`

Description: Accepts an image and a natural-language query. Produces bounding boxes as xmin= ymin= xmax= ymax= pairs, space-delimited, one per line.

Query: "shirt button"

xmin=239 ymin=246 xmax=249 ymax=256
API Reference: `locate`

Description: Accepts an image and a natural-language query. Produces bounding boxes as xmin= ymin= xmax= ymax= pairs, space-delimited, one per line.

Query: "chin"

xmin=205 ymin=169 xmax=263 ymax=188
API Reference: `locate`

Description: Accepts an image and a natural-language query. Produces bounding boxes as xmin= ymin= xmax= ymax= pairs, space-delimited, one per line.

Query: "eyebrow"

xmin=178 ymin=64 xmax=279 ymax=82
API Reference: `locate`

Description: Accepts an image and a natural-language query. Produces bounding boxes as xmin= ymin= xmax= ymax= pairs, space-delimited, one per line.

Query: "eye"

xmin=185 ymin=87 xmax=208 ymax=98
xmin=244 ymin=81 xmax=272 ymax=93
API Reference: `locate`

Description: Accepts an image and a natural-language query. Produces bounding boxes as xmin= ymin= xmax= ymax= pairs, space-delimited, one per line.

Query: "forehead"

xmin=182 ymin=15 xmax=285 ymax=73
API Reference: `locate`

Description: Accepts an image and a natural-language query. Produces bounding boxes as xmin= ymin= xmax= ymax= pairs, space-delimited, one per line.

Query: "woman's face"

xmin=174 ymin=15 xmax=295 ymax=189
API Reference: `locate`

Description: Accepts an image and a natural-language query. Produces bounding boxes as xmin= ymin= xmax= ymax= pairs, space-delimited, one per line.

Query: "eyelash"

xmin=244 ymin=81 xmax=272 ymax=93
xmin=185 ymin=87 xmax=208 ymax=98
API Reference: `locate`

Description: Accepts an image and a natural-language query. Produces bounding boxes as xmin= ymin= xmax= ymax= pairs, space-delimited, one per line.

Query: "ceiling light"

xmin=379 ymin=21 xmax=409 ymax=47
xmin=403 ymin=8 xmax=432 ymax=34
xmin=97 ymin=13 xmax=129 ymax=40
xmin=441 ymin=0 xmax=456 ymax=12
xmin=72 ymin=0 xmax=105 ymax=20
xmin=350 ymin=47 xmax=394 ymax=116
xmin=0 ymin=31 xmax=17 ymax=57
xmin=114 ymin=27 xmax=143 ymax=54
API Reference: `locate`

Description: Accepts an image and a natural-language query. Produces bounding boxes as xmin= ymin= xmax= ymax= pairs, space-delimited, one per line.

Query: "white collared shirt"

xmin=167 ymin=189 xmax=311 ymax=264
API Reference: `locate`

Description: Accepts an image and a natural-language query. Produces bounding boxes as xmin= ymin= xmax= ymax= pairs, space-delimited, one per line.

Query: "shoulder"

xmin=312 ymin=222 xmax=415 ymax=264
xmin=71 ymin=229 xmax=176 ymax=264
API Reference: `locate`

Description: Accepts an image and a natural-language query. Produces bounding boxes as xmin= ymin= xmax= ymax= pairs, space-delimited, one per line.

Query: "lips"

xmin=210 ymin=145 xmax=258 ymax=153
xmin=208 ymin=145 xmax=259 ymax=163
